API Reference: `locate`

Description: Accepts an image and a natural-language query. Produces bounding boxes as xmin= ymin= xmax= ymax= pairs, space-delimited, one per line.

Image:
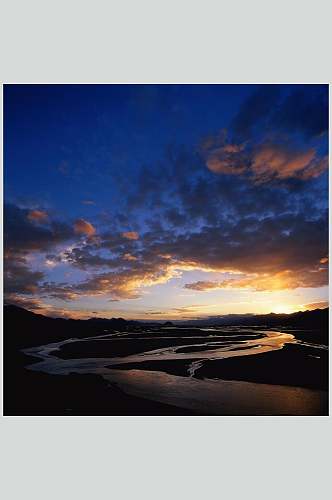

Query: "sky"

xmin=4 ymin=84 xmax=329 ymax=320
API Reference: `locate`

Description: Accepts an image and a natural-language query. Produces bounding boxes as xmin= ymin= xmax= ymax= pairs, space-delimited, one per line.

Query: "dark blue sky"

xmin=4 ymin=84 xmax=329 ymax=319
xmin=4 ymin=85 xmax=255 ymax=216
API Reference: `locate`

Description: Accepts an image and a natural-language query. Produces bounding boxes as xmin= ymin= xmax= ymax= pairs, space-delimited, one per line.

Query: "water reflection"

xmin=22 ymin=327 xmax=327 ymax=415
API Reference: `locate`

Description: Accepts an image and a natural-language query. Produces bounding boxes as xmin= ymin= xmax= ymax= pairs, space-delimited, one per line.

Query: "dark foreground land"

xmin=6 ymin=351 xmax=198 ymax=416
xmin=4 ymin=306 xmax=199 ymax=415
xmin=3 ymin=305 xmax=329 ymax=416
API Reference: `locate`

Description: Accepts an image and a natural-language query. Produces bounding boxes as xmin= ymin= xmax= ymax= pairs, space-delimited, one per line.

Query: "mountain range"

xmin=3 ymin=304 xmax=328 ymax=349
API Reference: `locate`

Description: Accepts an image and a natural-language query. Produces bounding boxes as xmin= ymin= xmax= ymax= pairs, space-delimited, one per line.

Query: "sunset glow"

xmin=4 ymin=84 xmax=328 ymax=319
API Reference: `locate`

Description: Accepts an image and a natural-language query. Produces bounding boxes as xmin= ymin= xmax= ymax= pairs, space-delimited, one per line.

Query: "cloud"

xmin=4 ymin=293 xmax=95 ymax=319
xmin=70 ymin=257 xmax=181 ymax=300
xmin=27 ymin=209 xmax=48 ymax=223
xmin=45 ymin=259 xmax=57 ymax=268
xmin=5 ymin=132 xmax=328 ymax=307
xmin=205 ymin=140 xmax=328 ymax=183
xmin=4 ymin=87 xmax=328 ymax=315
xmin=17 ymin=205 xmax=327 ymax=302
xmin=4 ymin=203 xmax=73 ymax=254
xmin=206 ymin=143 xmax=249 ymax=175
xmin=39 ymin=282 xmax=80 ymax=301
xmin=40 ymin=214 xmax=328 ymax=300
xmin=303 ymin=301 xmax=328 ymax=310
xmin=3 ymin=203 xmax=77 ymax=298
xmin=205 ymin=85 xmax=328 ymax=184
xmin=251 ymin=145 xmax=327 ymax=183
xmin=143 ymin=304 xmax=210 ymax=318
xmin=123 ymin=253 xmax=138 ymax=261
xmin=74 ymin=218 xmax=96 ymax=237
xmin=232 ymin=85 xmax=281 ymax=137
xmin=58 ymin=246 xmax=119 ymax=270
xmin=271 ymin=86 xmax=328 ymax=138
xmin=232 ymin=84 xmax=328 ymax=140
xmin=184 ymin=268 xmax=328 ymax=293
xmin=81 ymin=200 xmax=95 ymax=205
xmin=122 ymin=231 xmax=139 ymax=240
xmin=4 ymin=256 xmax=45 ymax=295
xmin=184 ymin=281 xmax=223 ymax=291
xmin=5 ymin=294 xmax=46 ymax=310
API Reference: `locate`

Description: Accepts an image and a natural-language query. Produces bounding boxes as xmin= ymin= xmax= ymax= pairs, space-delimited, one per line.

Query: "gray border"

xmin=0 ymin=1 xmax=331 ymax=84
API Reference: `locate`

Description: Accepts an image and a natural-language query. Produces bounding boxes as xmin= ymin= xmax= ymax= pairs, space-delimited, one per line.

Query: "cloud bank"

xmin=4 ymin=85 xmax=328 ymax=316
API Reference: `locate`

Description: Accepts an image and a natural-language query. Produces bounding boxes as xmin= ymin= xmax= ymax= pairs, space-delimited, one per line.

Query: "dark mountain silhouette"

xmin=4 ymin=304 xmax=328 ymax=349
xmin=4 ymin=304 xmax=139 ymax=349
xmin=181 ymin=308 xmax=328 ymax=329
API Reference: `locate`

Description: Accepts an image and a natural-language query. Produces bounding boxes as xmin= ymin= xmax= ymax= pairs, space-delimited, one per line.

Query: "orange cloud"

xmin=252 ymin=146 xmax=316 ymax=182
xmin=122 ymin=231 xmax=139 ymax=240
xmin=205 ymin=139 xmax=328 ymax=183
xmin=303 ymin=301 xmax=328 ymax=310
xmin=206 ymin=144 xmax=247 ymax=175
xmin=71 ymin=259 xmax=203 ymax=301
xmin=27 ymin=210 xmax=48 ymax=223
xmin=74 ymin=218 xmax=96 ymax=237
xmin=123 ymin=253 xmax=138 ymax=261
xmin=185 ymin=268 xmax=328 ymax=293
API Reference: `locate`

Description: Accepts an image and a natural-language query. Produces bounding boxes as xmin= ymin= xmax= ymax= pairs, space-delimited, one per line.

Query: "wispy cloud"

xmin=303 ymin=301 xmax=328 ymax=310
xmin=81 ymin=200 xmax=95 ymax=205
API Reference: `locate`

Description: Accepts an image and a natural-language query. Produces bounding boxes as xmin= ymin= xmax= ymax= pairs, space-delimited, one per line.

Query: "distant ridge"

xmin=3 ymin=304 xmax=139 ymax=349
xmin=3 ymin=303 xmax=329 ymax=351
xmin=4 ymin=304 xmax=138 ymax=325
xmin=181 ymin=308 xmax=328 ymax=328
xmin=4 ymin=303 xmax=328 ymax=327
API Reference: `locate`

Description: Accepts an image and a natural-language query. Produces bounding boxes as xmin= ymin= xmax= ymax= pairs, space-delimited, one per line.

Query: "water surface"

xmin=23 ymin=326 xmax=328 ymax=415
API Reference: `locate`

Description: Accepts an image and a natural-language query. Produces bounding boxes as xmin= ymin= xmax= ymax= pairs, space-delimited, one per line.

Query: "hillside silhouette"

xmin=4 ymin=304 xmax=328 ymax=349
